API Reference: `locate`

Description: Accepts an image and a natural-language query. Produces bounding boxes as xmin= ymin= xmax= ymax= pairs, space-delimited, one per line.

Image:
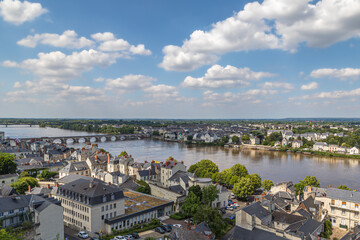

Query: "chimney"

xmin=95 ymin=155 xmax=98 ymax=160
xmin=28 ymin=185 xmax=31 ymax=192
xmin=155 ymin=165 xmax=157 ymax=172
xmin=55 ymin=183 xmax=59 ymax=187
xmin=96 ymin=151 xmax=100 ymax=154
xmin=98 ymin=176 xmax=101 ymax=180
xmin=47 ymin=184 xmax=50 ymax=189
xmin=328 ymin=185 xmax=331 ymax=188
xmin=107 ymin=153 xmax=110 ymax=164
xmin=129 ymin=155 xmax=132 ymax=158
xmin=108 ymin=182 xmax=111 ymax=186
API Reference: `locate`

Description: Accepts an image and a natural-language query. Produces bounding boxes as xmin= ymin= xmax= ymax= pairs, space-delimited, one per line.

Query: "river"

xmin=1 ymin=125 xmax=359 ymax=189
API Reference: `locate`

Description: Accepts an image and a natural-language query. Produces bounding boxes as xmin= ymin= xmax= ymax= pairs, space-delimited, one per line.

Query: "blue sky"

xmin=1 ymin=0 xmax=360 ymax=118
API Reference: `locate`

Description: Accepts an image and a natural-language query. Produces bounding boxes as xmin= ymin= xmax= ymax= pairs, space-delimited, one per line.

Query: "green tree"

xmin=222 ymin=135 xmax=229 ymax=143
xmin=294 ymin=176 xmax=320 ymax=194
xmin=20 ymin=171 xmax=30 ymax=178
xmin=241 ymin=134 xmax=250 ymax=142
xmin=187 ymin=135 xmax=193 ymax=141
xmin=230 ymin=164 xmax=248 ymax=178
xmin=233 ymin=177 xmax=254 ymax=199
xmin=11 ymin=177 xmax=39 ymax=194
xmin=337 ymin=185 xmax=350 ymax=191
xmin=320 ymin=220 xmax=332 ymax=239
xmin=248 ymin=173 xmax=262 ymax=191
xmin=202 ymin=185 xmax=218 ymax=206
xmin=38 ymin=170 xmax=57 ymax=180
xmin=0 ymin=153 xmax=17 ymax=175
xmin=152 ymin=131 xmax=160 ymax=136
xmin=0 ymin=229 xmax=20 ymax=240
xmin=193 ymin=205 xmax=226 ymax=238
xmin=262 ymin=180 xmax=274 ymax=191
xmin=188 ymin=185 xmax=202 ymax=200
xmin=232 ymin=135 xmax=240 ymax=144
xmin=136 ymin=180 xmax=151 ymax=194
xmin=188 ymin=159 xmax=219 ymax=178
xmin=118 ymin=151 xmax=128 ymax=157
xmin=181 ymin=191 xmax=201 ymax=217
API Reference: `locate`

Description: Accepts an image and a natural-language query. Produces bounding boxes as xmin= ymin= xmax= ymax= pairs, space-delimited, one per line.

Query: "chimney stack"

xmin=95 ymin=155 xmax=98 ymax=160
xmin=47 ymin=184 xmax=50 ymax=189
xmin=28 ymin=185 xmax=31 ymax=193
xmin=107 ymin=153 xmax=110 ymax=164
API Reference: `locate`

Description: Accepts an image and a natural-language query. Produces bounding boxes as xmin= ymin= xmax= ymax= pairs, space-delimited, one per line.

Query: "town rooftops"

xmin=105 ymin=189 xmax=173 ymax=224
xmin=56 ymin=178 xmax=125 ymax=205
xmin=58 ymin=174 xmax=102 ymax=185
xmin=59 ymin=161 xmax=89 ymax=173
xmin=223 ymin=225 xmax=287 ymax=240
xmin=272 ymin=210 xmax=305 ymax=225
xmin=242 ymin=201 xmax=270 ymax=219
xmin=0 ymin=195 xmax=32 ymax=213
xmin=325 ymin=188 xmax=360 ymax=202
xmin=0 ymin=173 xmax=18 ymax=179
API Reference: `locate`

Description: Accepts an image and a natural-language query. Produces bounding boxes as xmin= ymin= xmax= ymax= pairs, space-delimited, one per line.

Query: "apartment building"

xmin=52 ymin=178 xmax=126 ymax=235
xmin=160 ymin=160 xmax=186 ymax=188
xmin=306 ymin=187 xmax=360 ymax=230
xmin=0 ymin=194 xmax=64 ymax=240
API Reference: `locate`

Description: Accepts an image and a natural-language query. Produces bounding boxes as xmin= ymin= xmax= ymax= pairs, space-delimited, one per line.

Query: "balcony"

xmin=340 ymin=224 xmax=348 ymax=230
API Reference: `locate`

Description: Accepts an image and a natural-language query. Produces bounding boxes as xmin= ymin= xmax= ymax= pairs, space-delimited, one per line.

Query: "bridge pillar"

xmin=73 ymin=138 xmax=79 ymax=143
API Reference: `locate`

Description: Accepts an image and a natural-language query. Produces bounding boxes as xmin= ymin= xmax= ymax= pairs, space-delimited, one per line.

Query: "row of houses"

xmin=313 ymin=142 xmax=360 ymax=154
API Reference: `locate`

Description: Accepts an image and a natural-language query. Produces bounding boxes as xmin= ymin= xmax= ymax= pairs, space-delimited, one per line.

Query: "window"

xmin=19 ymin=208 xmax=24 ymax=212
xmin=9 ymin=210 xmax=14 ymax=214
xmin=342 ymin=219 xmax=346 ymax=225
xmin=101 ymin=206 xmax=104 ymax=212
xmin=331 ymin=208 xmax=334 ymax=213
xmin=114 ymin=203 xmax=116 ymax=208
xmin=0 ymin=212 xmax=3 ymax=217
xmin=331 ymin=199 xmax=335 ymax=205
xmin=106 ymin=205 xmax=108 ymax=211
xmin=342 ymin=202 xmax=347 ymax=207
xmin=356 ymin=204 xmax=359 ymax=210
xmin=110 ymin=204 xmax=112 ymax=210
xmin=103 ymin=195 xmax=107 ymax=203
xmin=356 ymin=213 xmax=359 ymax=218
xmin=342 ymin=210 xmax=346 ymax=215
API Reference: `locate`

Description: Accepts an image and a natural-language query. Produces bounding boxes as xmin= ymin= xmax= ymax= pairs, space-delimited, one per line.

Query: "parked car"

xmin=78 ymin=231 xmax=89 ymax=239
xmin=231 ymin=192 xmax=235 ymax=198
xmin=184 ymin=218 xmax=193 ymax=224
xmin=125 ymin=235 xmax=134 ymax=240
xmin=131 ymin=233 xmax=140 ymax=239
xmin=155 ymin=227 xmax=165 ymax=234
xmin=165 ymin=224 xmax=172 ymax=232
xmin=229 ymin=214 xmax=236 ymax=220
xmin=219 ymin=208 xmax=226 ymax=214
xmin=173 ymin=224 xmax=182 ymax=228
xmin=114 ymin=236 xmax=127 ymax=240
xmin=90 ymin=238 xmax=99 ymax=240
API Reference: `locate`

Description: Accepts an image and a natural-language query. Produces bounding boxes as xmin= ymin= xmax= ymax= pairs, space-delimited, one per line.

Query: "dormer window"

xmin=111 ymin=194 xmax=115 ymax=201
xmin=103 ymin=195 xmax=107 ymax=203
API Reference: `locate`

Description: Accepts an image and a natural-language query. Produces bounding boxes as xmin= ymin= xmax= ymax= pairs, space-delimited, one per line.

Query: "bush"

xmin=170 ymin=212 xmax=186 ymax=220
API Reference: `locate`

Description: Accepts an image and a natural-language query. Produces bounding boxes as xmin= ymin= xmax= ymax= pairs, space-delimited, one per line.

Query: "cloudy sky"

xmin=1 ymin=0 xmax=360 ymax=119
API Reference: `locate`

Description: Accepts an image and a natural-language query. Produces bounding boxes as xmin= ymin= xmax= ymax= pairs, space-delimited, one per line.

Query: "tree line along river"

xmin=1 ymin=125 xmax=359 ymax=190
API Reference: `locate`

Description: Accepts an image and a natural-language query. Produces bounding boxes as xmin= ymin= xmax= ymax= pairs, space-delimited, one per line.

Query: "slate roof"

xmin=169 ymin=227 xmax=209 ymax=240
xmin=242 ymin=201 xmax=270 ymax=219
xmin=56 ymin=178 xmax=125 ymax=205
xmin=0 ymin=184 xmax=17 ymax=198
xmin=294 ymin=208 xmax=312 ymax=219
xmin=137 ymin=168 xmax=156 ymax=177
xmin=297 ymin=218 xmax=322 ymax=236
xmin=169 ymin=185 xmax=186 ymax=195
xmin=325 ymin=188 xmax=360 ymax=202
xmin=272 ymin=210 xmax=306 ymax=225
xmin=119 ymin=178 xmax=140 ymax=191
xmin=59 ymin=161 xmax=89 ymax=173
xmin=0 ymin=173 xmax=18 ymax=180
xmin=222 ymin=226 xmax=287 ymax=240
xmin=168 ymin=170 xmax=190 ymax=182
xmin=0 ymin=195 xmax=32 ymax=212
xmin=58 ymin=174 xmax=102 ymax=185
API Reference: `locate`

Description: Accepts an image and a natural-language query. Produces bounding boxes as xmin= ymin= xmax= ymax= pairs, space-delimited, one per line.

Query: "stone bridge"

xmin=20 ymin=133 xmax=147 ymax=144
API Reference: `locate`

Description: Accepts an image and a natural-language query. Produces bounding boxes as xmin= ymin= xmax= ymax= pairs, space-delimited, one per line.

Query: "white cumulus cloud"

xmin=0 ymin=0 xmax=47 ymax=25
xmin=105 ymin=75 xmax=156 ymax=90
xmin=182 ymin=64 xmax=275 ymax=89
xmin=17 ymin=30 xmax=94 ymax=49
xmin=160 ymin=0 xmax=360 ymax=71
xmin=301 ymin=82 xmax=318 ymax=90
xmin=310 ymin=68 xmax=360 ymax=80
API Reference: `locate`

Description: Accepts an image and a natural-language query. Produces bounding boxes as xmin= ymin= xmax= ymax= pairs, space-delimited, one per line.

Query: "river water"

xmin=1 ymin=125 xmax=359 ymax=189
